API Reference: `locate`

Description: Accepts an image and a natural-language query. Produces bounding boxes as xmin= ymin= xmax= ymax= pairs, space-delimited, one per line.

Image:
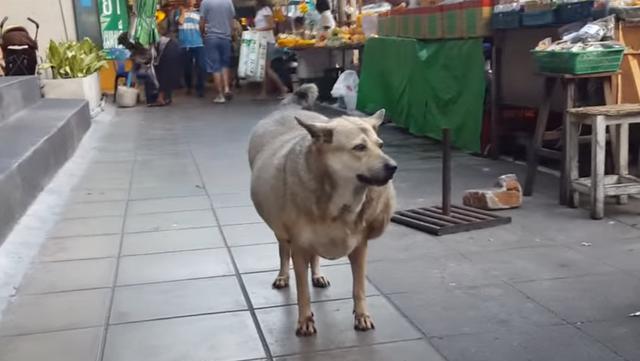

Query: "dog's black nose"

xmin=384 ymin=162 xmax=398 ymax=177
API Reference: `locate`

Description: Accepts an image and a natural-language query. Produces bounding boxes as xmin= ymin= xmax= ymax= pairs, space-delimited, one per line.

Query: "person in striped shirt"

xmin=176 ymin=0 xmax=205 ymax=97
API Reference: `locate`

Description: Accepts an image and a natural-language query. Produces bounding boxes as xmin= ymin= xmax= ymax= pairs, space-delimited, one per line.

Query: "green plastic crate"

xmin=531 ymin=48 xmax=624 ymax=75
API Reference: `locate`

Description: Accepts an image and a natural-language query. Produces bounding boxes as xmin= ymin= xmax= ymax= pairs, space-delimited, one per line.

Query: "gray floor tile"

xmin=129 ymin=185 xmax=205 ymax=200
xmin=117 ymin=249 xmax=234 ymax=285
xmin=121 ymin=227 xmax=224 ymax=255
xmin=69 ymin=188 xmax=129 ymax=203
xmin=211 ymin=192 xmax=253 ymax=208
xmin=49 ymin=217 xmax=123 ymax=238
xmin=388 ymin=283 xmax=562 ymax=337
xmin=570 ymin=237 xmax=640 ymax=274
xmin=578 ymin=319 xmax=640 ymax=361
xmin=124 ymin=210 xmax=216 ymax=233
xmin=367 ymin=253 xmax=500 ymax=294
xmin=62 ymin=200 xmax=127 ymax=219
xmin=256 ymin=296 xmax=422 ymax=356
xmin=276 ymin=339 xmax=445 ymax=361
xmin=19 ymin=258 xmax=116 ymax=294
xmin=231 ymin=244 xmax=347 ymax=274
xmin=103 ymin=312 xmax=266 ymax=361
xmin=0 ymin=289 xmax=111 ymax=336
xmin=513 ymin=272 xmax=640 ymax=323
xmin=465 ymin=245 xmax=617 ymax=283
xmin=111 ymin=277 xmax=246 ymax=323
xmin=0 ymin=327 xmax=103 ymax=361
xmin=216 ymin=206 xmax=263 ymax=225
xmin=128 ymin=196 xmax=211 ymax=214
xmin=223 ymin=223 xmax=277 ymax=247
xmin=368 ymin=224 xmax=460 ymax=261
xmin=243 ymin=264 xmax=378 ymax=308
xmin=38 ymin=234 xmax=120 ymax=262
xmin=430 ymin=325 xmax=624 ymax=361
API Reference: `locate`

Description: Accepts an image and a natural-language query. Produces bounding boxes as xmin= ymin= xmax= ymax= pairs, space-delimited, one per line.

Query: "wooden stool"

xmin=524 ymin=72 xmax=616 ymax=204
xmin=564 ymin=104 xmax=640 ymax=219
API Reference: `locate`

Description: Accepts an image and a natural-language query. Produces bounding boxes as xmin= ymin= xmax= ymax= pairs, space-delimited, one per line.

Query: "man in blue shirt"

xmin=200 ymin=0 xmax=235 ymax=103
xmin=176 ymin=0 xmax=205 ymax=97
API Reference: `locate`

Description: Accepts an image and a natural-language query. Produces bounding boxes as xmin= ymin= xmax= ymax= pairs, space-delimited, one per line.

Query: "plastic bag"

xmin=331 ymin=70 xmax=359 ymax=111
xmin=238 ymin=30 xmax=268 ymax=82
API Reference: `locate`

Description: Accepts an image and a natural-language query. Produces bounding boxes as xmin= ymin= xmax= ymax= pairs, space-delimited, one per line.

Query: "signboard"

xmin=98 ymin=0 xmax=129 ymax=51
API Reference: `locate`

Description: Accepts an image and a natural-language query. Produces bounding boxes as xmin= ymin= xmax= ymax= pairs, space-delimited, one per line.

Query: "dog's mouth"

xmin=357 ymin=174 xmax=392 ymax=187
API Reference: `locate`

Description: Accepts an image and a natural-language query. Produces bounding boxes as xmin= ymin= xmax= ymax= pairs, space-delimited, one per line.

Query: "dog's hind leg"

xmin=272 ymin=242 xmax=291 ymax=289
xmin=349 ymin=242 xmax=374 ymax=331
xmin=310 ymin=255 xmax=330 ymax=288
xmin=292 ymin=247 xmax=316 ymax=336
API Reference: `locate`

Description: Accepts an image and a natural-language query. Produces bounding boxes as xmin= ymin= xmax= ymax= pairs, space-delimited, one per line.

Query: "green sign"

xmin=98 ymin=0 xmax=129 ymax=50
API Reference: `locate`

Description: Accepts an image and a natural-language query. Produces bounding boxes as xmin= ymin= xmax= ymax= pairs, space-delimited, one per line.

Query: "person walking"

xmin=176 ymin=0 xmax=205 ymax=97
xmin=254 ymin=0 xmax=289 ymax=100
xmin=200 ymin=0 xmax=235 ymax=103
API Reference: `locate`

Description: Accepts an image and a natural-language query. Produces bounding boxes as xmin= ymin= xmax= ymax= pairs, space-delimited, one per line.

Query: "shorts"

xmin=204 ymin=37 xmax=231 ymax=73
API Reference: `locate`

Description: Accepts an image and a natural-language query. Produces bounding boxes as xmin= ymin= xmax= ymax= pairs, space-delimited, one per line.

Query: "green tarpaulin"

xmin=133 ymin=0 xmax=159 ymax=46
xmin=357 ymin=37 xmax=486 ymax=153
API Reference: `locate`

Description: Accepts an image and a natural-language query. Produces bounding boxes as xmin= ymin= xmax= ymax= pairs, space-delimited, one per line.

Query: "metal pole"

xmin=442 ymin=128 xmax=451 ymax=216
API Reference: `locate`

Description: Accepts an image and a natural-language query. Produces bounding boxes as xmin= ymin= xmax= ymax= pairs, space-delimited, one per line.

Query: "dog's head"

xmin=295 ymin=109 xmax=397 ymax=186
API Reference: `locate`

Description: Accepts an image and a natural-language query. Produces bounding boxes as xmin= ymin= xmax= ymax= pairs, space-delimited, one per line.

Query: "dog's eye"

xmin=378 ymin=141 xmax=384 ymax=149
xmin=352 ymin=144 xmax=367 ymax=152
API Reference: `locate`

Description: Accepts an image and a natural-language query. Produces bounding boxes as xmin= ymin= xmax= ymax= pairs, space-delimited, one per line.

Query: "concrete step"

xmin=0 ymin=76 xmax=41 ymax=125
xmin=0 ymin=98 xmax=91 ymax=242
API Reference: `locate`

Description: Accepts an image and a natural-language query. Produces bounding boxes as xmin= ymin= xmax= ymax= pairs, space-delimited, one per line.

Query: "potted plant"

xmin=40 ymin=38 xmax=108 ymax=114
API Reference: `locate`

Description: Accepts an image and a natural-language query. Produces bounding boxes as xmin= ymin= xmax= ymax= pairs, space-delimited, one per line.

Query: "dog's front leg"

xmin=349 ymin=241 xmax=374 ymax=331
xmin=292 ymin=246 xmax=316 ymax=336
xmin=272 ymin=242 xmax=291 ymax=289
xmin=310 ymin=255 xmax=330 ymax=288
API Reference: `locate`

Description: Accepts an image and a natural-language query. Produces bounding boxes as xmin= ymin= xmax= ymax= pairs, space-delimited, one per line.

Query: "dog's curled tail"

xmin=281 ymin=83 xmax=318 ymax=109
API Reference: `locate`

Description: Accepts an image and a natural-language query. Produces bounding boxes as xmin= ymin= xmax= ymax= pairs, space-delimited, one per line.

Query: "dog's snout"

xmin=384 ymin=162 xmax=398 ymax=177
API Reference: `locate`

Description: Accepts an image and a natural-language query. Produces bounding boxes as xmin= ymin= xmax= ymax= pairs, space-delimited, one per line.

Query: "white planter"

xmin=41 ymin=72 xmax=102 ymax=114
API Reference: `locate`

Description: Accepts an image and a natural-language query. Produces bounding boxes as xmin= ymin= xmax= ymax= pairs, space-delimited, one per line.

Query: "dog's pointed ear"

xmin=364 ymin=109 xmax=386 ymax=131
xmin=295 ymin=117 xmax=334 ymax=143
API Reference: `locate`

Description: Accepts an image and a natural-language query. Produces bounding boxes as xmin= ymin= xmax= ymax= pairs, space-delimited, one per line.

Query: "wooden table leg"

xmin=617 ymin=122 xmax=630 ymax=205
xmin=524 ymin=77 xmax=556 ymax=197
xmin=559 ymin=79 xmax=576 ymax=205
xmin=591 ymin=115 xmax=606 ymax=220
xmin=564 ymin=112 xmax=580 ymax=208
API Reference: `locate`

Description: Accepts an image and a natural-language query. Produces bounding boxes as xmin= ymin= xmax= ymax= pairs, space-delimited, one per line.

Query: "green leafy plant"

xmin=40 ymin=38 xmax=108 ymax=79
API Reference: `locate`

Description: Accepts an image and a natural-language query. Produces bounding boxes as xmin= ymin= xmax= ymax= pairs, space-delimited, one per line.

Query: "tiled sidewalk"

xmin=1 ymin=96 xmax=640 ymax=361
xmin=0 ymin=99 xmax=443 ymax=361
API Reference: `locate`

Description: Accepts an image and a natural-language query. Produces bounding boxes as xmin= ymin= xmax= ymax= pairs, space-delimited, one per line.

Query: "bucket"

xmin=116 ymin=86 xmax=139 ymax=107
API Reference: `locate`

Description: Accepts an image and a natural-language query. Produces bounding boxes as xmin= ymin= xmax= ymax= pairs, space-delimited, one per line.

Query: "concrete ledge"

xmin=0 ymin=99 xmax=91 ymax=242
xmin=0 ymin=76 xmax=41 ymax=124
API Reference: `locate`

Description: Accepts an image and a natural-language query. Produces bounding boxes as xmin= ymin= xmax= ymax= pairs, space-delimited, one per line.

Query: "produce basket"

xmin=531 ymin=48 xmax=624 ymax=75
xmin=522 ymin=10 xmax=555 ymax=26
xmin=491 ymin=11 xmax=520 ymax=29
xmin=556 ymin=1 xmax=595 ymax=23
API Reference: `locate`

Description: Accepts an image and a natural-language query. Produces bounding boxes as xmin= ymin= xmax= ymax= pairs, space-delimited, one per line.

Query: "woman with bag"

xmin=254 ymin=0 xmax=289 ymax=100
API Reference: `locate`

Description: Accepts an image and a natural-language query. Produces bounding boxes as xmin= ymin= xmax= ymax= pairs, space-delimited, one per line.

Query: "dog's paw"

xmin=354 ymin=313 xmax=375 ymax=331
xmin=272 ymin=276 xmax=289 ymax=289
xmin=312 ymin=275 xmax=330 ymax=288
xmin=295 ymin=314 xmax=317 ymax=337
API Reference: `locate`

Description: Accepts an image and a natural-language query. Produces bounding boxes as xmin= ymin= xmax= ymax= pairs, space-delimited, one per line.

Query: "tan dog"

xmin=248 ymin=85 xmax=397 ymax=336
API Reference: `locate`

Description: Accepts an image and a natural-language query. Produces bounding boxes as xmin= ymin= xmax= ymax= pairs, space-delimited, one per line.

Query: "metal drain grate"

xmin=392 ymin=128 xmax=512 ymax=236
xmin=392 ymin=205 xmax=511 ymax=236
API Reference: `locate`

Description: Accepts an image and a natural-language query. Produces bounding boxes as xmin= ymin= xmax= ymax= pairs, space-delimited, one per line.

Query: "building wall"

xmin=2 ymin=0 xmax=78 ymax=52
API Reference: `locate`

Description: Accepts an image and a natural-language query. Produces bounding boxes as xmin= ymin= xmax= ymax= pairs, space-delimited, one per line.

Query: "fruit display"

xmin=277 ymin=24 xmax=366 ymax=49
